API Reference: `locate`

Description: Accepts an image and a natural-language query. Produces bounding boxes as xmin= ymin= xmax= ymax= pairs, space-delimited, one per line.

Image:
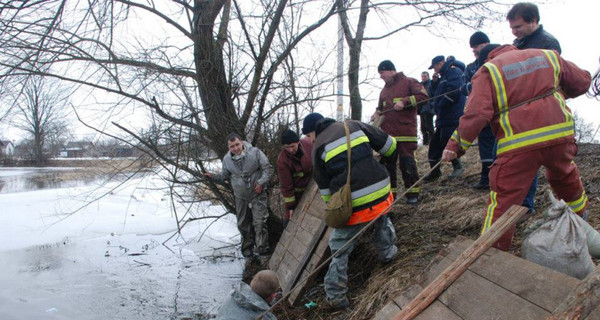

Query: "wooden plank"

xmin=373 ymin=302 xmax=402 ymax=320
xmin=288 ymin=230 xmax=332 ymax=304
xmin=434 ymin=255 xmax=549 ymax=320
xmin=547 ymin=265 xmax=600 ymax=320
xmin=392 ymin=283 xmax=463 ymax=320
xmin=283 ymin=220 xmax=328 ymax=294
xmin=294 ymin=226 xmax=314 ymax=248
xmin=432 ymin=236 xmax=579 ymax=312
xmin=392 ymin=205 xmax=528 ymax=320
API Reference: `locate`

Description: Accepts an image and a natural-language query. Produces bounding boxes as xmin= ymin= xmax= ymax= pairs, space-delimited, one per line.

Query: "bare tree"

xmin=11 ymin=76 xmax=71 ymax=164
xmin=337 ymin=0 xmax=500 ymax=120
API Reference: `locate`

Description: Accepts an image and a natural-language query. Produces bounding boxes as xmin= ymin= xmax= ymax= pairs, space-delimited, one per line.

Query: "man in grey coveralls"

xmin=205 ymin=133 xmax=273 ymax=259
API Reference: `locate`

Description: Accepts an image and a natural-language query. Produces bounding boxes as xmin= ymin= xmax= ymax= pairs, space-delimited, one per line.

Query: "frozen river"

xmin=0 ymin=167 xmax=243 ymax=320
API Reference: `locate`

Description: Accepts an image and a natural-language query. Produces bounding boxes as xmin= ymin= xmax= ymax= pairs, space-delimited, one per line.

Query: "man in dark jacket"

xmin=216 ymin=270 xmax=280 ymax=320
xmin=420 ymin=71 xmax=435 ymax=146
xmin=424 ymin=55 xmax=466 ymax=181
xmin=303 ymin=113 xmax=398 ymax=310
xmin=276 ymin=129 xmax=313 ymax=228
xmin=465 ymin=31 xmax=495 ymax=190
xmin=507 ymin=2 xmax=561 ymax=53
xmin=373 ymin=60 xmax=427 ymax=204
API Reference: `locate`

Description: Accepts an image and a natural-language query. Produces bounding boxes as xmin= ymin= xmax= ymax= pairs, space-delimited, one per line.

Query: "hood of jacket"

xmin=440 ymin=57 xmax=466 ymax=76
xmin=315 ymin=118 xmax=336 ymax=137
xmin=487 ymin=44 xmax=518 ymax=61
xmin=231 ymin=282 xmax=270 ymax=313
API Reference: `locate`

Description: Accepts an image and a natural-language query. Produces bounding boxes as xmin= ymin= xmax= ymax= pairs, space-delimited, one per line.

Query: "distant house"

xmin=0 ymin=140 xmax=14 ymax=158
xmin=60 ymin=141 xmax=94 ymax=158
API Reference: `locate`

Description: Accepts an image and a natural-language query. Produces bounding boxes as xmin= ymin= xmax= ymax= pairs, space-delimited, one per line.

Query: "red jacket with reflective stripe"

xmin=377 ymin=72 xmax=428 ymax=141
xmin=276 ymin=137 xmax=313 ymax=210
xmin=446 ymin=45 xmax=591 ymax=157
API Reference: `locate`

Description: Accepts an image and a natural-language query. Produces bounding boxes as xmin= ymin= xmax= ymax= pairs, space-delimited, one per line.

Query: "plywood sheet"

xmin=377 ymin=236 xmax=589 ymax=320
xmin=268 ymin=180 xmax=332 ymax=305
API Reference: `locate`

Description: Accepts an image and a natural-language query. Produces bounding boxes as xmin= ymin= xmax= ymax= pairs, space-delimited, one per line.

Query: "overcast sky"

xmin=1 ymin=0 xmax=598 ymax=142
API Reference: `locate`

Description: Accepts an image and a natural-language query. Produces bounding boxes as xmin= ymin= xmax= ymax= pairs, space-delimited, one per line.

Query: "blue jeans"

xmin=323 ymin=215 xmax=397 ymax=304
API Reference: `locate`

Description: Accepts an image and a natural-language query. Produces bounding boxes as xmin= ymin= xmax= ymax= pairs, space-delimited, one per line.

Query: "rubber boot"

xmin=423 ymin=161 xmax=442 ymax=182
xmin=448 ymin=158 xmax=464 ymax=179
xmin=472 ymin=161 xmax=492 ymax=190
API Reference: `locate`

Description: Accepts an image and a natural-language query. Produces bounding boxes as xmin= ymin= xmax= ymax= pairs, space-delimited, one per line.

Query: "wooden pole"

xmin=392 ymin=205 xmax=528 ymax=320
xmin=546 ymin=265 xmax=600 ymax=320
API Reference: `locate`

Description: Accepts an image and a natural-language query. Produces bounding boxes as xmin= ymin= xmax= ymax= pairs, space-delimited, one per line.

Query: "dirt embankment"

xmin=271 ymin=143 xmax=600 ymax=320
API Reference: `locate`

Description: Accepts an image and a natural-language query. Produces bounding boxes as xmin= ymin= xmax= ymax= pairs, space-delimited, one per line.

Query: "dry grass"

xmin=275 ymin=143 xmax=600 ymax=320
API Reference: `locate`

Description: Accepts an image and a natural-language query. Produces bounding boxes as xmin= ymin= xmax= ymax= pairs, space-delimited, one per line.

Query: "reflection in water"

xmin=0 ymin=168 xmax=119 ymax=194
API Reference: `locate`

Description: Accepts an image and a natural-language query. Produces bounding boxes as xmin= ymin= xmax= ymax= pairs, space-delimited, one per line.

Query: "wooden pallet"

xmin=373 ymin=236 xmax=600 ymax=320
xmin=268 ymin=180 xmax=331 ymax=305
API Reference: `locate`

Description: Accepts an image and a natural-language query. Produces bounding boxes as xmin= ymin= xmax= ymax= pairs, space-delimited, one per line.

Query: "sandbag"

xmin=521 ymin=191 xmax=595 ymax=280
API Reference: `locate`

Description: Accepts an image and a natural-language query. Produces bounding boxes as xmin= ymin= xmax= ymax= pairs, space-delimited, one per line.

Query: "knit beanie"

xmin=301 ymin=113 xmax=324 ymax=135
xmin=280 ymin=129 xmax=300 ymax=145
xmin=377 ymin=60 xmax=396 ymax=72
xmin=469 ymin=31 xmax=490 ymax=48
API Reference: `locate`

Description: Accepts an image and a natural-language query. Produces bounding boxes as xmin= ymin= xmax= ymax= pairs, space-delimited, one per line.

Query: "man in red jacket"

xmin=443 ymin=44 xmax=591 ymax=251
xmin=276 ymin=129 xmax=313 ymax=228
xmin=372 ymin=60 xmax=428 ymax=204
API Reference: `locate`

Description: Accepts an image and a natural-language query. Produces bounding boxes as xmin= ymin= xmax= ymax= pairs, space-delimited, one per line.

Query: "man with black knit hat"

xmin=276 ymin=128 xmax=313 ymax=228
xmin=464 ymin=31 xmax=495 ymax=190
xmin=371 ymin=59 xmax=427 ymax=204
xmin=310 ymin=114 xmax=398 ymax=310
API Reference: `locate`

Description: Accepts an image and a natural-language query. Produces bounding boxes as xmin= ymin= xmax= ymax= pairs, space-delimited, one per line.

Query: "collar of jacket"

xmin=487 ymin=44 xmax=518 ymax=61
xmin=315 ymin=118 xmax=336 ymax=136
xmin=515 ymin=24 xmax=545 ymax=48
xmin=385 ymin=72 xmax=407 ymax=87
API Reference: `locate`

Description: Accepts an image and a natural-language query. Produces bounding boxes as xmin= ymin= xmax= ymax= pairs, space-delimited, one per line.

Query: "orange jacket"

xmin=446 ymin=45 xmax=591 ymax=157
xmin=377 ymin=72 xmax=428 ymax=142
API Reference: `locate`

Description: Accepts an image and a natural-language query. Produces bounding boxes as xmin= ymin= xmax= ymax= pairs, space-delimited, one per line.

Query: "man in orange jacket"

xmin=372 ymin=60 xmax=428 ymax=204
xmin=442 ymin=44 xmax=591 ymax=251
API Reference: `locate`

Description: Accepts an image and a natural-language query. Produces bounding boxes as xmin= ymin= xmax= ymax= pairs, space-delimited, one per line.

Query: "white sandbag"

xmin=521 ymin=191 xmax=595 ymax=280
xmin=582 ymin=218 xmax=600 ymax=258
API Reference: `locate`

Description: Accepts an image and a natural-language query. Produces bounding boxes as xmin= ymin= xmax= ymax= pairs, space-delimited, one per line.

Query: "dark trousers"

xmin=381 ymin=142 xmax=420 ymax=198
xmin=419 ymin=113 xmax=435 ymax=145
xmin=428 ymin=125 xmax=457 ymax=167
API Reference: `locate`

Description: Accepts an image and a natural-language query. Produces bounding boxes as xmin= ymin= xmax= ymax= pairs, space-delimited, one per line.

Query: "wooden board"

xmin=374 ymin=236 xmax=597 ymax=320
xmin=268 ymin=180 xmax=332 ymax=305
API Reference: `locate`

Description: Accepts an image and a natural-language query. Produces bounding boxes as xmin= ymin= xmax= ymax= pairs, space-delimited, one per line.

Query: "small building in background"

xmin=60 ymin=141 xmax=94 ymax=158
xmin=0 ymin=140 xmax=15 ymax=159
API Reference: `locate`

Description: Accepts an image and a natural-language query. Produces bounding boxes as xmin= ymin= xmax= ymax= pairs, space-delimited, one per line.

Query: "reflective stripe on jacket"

xmin=276 ymin=137 xmax=313 ymax=210
xmin=313 ymin=119 xmax=396 ymax=226
xmin=377 ymin=72 xmax=428 ymax=139
xmin=446 ymin=45 xmax=591 ymax=158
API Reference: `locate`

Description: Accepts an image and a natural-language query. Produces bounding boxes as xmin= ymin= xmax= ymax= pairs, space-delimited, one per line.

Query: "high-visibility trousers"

xmin=482 ymin=142 xmax=588 ymax=251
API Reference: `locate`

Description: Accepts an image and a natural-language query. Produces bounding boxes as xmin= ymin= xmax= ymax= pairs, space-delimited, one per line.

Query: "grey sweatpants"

xmin=235 ymin=191 xmax=269 ymax=256
xmin=323 ymin=214 xmax=397 ymax=304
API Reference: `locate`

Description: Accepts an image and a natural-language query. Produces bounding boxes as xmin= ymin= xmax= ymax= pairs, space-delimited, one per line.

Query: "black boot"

xmin=423 ymin=162 xmax=442 ymax=182
xmin=448 ymin=158 xmax=464 ymax=179
xmin=472 ymin=161 xmax=492 ymax=190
